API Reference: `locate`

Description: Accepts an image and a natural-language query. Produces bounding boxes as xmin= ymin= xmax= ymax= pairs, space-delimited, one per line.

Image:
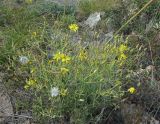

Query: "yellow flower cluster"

xmin=119 ymin=44 xmax=128 ymax=53
xmin=32 ymin=32 xmax=37 ymax=37
xmin=51 ymin=52 xmax=71 ymax=75
xmin=69 ymin=24 xmax=79 ymax=32
xmin=118 ymin=44 xmax=128 ymax=60
xmin=119 ymin=53 xmax=127 ymax=60
xmin=25 ymin=0 xmax=32 ymax=4
xmin=78 ymin=50 xmax=87 ymax=61
xmin=128 ymin=87 xmax=136 ymax=94
xmin=24 ymin=79 xmax=36 ymax=90
xmin=54 ymin=52 xmax=71 ymax=64
xmin=61 ymin=67 xmax=69 ymax=75
xmin=60 ymin=88 xmax=68 ymax=97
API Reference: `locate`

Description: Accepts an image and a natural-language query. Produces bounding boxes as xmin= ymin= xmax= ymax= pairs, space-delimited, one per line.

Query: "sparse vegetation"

xmin=0 ymin=0 xmax=160 ymax=123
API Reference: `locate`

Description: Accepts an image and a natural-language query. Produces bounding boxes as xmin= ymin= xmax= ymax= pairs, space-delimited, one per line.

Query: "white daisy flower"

xmin=51 ymin=87 xmax=59 ymax=97
xmin=19 ymin=56 xmax=29 ymax=64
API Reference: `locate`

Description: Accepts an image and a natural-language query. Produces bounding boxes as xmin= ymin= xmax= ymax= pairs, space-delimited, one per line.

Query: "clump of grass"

xmin=0 ymin=1 xmax=140 ymax=122
xmin=9 ymin=21 xmax=132 ymax=123
xmin=0 ymin=0 xmax=77 ymax=64
xmin=1 ymin=0 xmax=159 ymax=123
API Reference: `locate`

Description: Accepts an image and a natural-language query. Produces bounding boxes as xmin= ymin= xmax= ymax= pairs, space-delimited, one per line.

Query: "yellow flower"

xmin=27 ymin=79 xmax=36 ymax=85
xmin=32 ymin=32 xmax=37 ymax=37
xmin=69 ymin=24 xmax=79 ymax=32
xmin=25 ymin=0 xmax=32 ymax=4
xmin=78 ymin=50 xmax=87 ymax=61
xmin=61 ymin=68 xmax=69 ymax=75
xmin=24 ymin=79 xmax=36 ymax=90
xmin=128 ymin=87 xmax=136 ymax=94
xmin=54 ymin=52 xmax=71 ymax=63
xmin=60 ymin=89 xmax=68 ymax=97
xmin=54 ymin=52 xmax=63 ymax=62
xmin=118 ymin=53 xmax=127 ymax=60
xmin=119 ymin=44 xmax=128 ymax=53
xmin=61 ymin=55 xmax=71 ymax=63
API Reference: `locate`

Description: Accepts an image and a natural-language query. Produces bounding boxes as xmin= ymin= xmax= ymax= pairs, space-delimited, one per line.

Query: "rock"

xmin=141 ymin=114 xmax=160 ymax=124
xmin=0 ymin=83 xmax=14 ymax=123
xmin=133 ymin=65 xmax=155 ymax=76
xmin=106 ymin=18 xmax=115 ymax=32
xmin=16 ymin=111 xmax=32 ymax=124
xmin=0 ymin=72 xmax=4 ymax=82
xmin=153 ymin=22 xmax=160 ymax=30
xmin=22 ymin=120 xmax=30 ymax=124
xmin=121 ymin=103 xmax=143 ymax=124
xmin=145 ymin=65 xmax=155 ymax=72
xmin=0 ymin=72 xmax=14 ymax=123
xmin=139 ymin=13 xmax=148 ymax=27
xmin=121 ymin=103 xmax=160 ymax=124
xmin=84 ymin=12 xmax=101 ymax=28
xmin=145 ymin=19 xmax=154 ymax=33
xmin=150 ymin=117 xmax=160 ymax=124
xmin=104 ymin=32 xmax=114 ymax=42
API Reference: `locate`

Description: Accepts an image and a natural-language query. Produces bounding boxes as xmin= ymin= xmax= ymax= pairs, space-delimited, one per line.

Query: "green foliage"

xmin=0 ymin=0 xmax=77 ymax=64
xmin=51 ymin=4 xmax=76 ymax=16
xmin=13 ymin=31 xmax=129 ymax=123
xmin=107 ymin=0 xmax=160 ymax=33
xmin=0 ymin=0 xmax=160 ymax=123
xmin=78 ymin=0 xmax=120 ymax=16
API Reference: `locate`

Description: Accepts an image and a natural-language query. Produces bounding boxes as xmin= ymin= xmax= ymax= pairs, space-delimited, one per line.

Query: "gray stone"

xmin=0 ymin=83 xmax=14 ymax=123
xmin=104 ymin=32 xmax=114 ymax=42
xmin=121 ymin=103 xmax=160 ymax=124
xmin=145 ymin=19 xmax=154 ymax=33
xmin=84 ymin=12 xmax=101 ymax=28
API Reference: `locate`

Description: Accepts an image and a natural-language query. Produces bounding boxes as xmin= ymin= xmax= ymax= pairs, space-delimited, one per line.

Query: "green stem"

xmin=115 ymin=0 xmax=155 ymax=35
